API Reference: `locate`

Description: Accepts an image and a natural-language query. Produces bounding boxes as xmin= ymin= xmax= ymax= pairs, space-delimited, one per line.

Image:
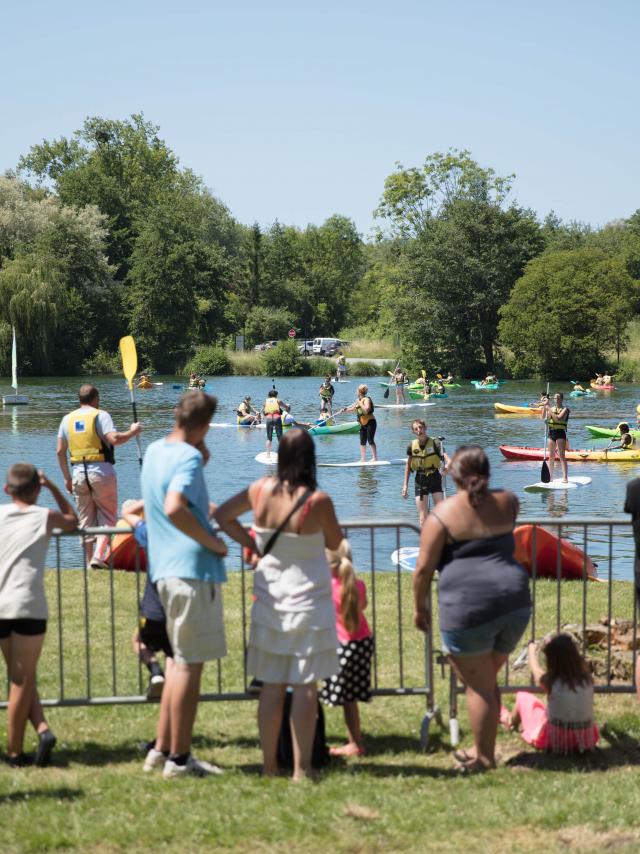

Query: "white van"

xmin=312 ymin=337 xmax=341 ymax=356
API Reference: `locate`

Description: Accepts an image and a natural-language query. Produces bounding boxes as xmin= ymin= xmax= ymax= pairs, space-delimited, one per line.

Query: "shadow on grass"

xmin=505 ymin=723 xmax=640 ymax=772
xmin=0 ymin=787 xmax=83 ymax=805
xmin=60 ymin=740 xmax=145 ymax=767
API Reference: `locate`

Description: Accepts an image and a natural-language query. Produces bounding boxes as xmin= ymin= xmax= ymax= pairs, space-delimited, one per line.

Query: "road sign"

xmin=288 ymin=329 xmax=296 ymax=338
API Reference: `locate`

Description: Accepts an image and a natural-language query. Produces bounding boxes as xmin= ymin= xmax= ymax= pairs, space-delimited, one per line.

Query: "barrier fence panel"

xmin=0 ymin=519 xmax=440 ymax=743
xmin=447 ymin=516 xmax=637 ymax=745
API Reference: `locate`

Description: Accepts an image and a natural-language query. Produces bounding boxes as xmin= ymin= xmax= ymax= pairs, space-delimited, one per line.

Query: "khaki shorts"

xmin=72 ymin=469 xmax=117 ymax=549
xmin=157 ymin=578 xmax=227 ymax=665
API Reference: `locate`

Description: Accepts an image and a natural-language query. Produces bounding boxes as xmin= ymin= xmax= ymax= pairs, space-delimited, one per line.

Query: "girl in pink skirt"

xmin=502 ymin=634 xmax=599 ymax=754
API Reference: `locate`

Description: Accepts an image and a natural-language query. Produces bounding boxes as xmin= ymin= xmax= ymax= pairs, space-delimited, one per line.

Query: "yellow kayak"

xmin=137 ymin=379 xmax=153 ymax=389
xmin=494 ymin=403 xmax=542 ymax=415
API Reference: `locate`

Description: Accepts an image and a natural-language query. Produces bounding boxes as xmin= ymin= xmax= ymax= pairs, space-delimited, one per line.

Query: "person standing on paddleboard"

xmin=262 ymin=388 xmax=288 ymax=460
xmin=335 ymin=351 xmax=347 ymax=380
xmin=541 ymin=392 xmax=570 ymax=483
xmin=401 ymin=419 xmax=450 ymax=527
xmin=343 ymin=385 xmax=377 ymax=463
xmin=393 ymin=368 xmax=407 ymax=404
xmin=319 ymin=376 xmax=335 ymax=418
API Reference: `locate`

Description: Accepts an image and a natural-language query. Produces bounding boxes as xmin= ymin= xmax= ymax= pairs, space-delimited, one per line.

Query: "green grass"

xmin=2 ymin=572 xmax=640 ymax=852
xmin=340 ymin=337 xmax=400 ymax=360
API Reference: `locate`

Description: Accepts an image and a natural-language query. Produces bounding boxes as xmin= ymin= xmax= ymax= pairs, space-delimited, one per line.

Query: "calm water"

xmin=1 ymin=376 xmax=638 ymax=579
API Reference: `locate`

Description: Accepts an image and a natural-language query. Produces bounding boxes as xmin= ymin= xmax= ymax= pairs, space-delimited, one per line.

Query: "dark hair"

xmin=78 ymin=384 xmax=99 ymax=405
xmin=277 ymin=428 xmax=317 ymax=492
xmin=542 ymin=633 xmax=592 ymax=692
xmin=268 ymin=389 xmax=278 ymax=398
xmin=6 ymin=462 xmax=40 ymax=501
xmin=175 ymin=391 xmax=217 ymax=429
xmin=450 ymin=445 xmax=490 ymax=507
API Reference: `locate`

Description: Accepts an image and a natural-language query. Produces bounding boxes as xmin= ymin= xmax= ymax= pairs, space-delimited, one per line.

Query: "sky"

xmin=2 ymin=0 xmax=639 ymax=238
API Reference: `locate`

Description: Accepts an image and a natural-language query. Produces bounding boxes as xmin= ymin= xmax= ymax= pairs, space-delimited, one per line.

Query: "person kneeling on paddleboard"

xmin=401 ymin=420 xmax=450 ymax=527
xmin=343 ymin=385 xmax=377 ymax=463
xmin=541 ymin=392 xmax=570 ymax=483
xmin=262 ymin=389 xmax=287 ymax=459
xmin=319 ymin=376 xmax=335 ymax=418
xmin=237 ymin=396 xmax=261 ymax=426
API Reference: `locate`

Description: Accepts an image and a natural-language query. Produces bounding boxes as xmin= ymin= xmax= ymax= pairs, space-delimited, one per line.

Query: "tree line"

xmin=1 ymin=114 xmax=639 ymax=378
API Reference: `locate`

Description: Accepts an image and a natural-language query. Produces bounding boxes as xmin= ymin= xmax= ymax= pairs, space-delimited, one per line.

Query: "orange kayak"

xmin=514 ymin=525 xmax=598 ymax=580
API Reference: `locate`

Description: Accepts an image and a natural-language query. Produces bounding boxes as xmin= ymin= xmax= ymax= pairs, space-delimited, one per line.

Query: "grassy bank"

xmin=2 ymin=571 xmax=640 ymax=852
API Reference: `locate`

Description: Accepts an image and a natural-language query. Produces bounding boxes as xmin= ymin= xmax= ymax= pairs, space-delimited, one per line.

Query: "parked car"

xmin=253 ymin=340 xmax=279 ymax=351
xmin=312 ymin=337 xmax=342 ymax=357
xmin=297 ymin=339 xmax=315 ymax=356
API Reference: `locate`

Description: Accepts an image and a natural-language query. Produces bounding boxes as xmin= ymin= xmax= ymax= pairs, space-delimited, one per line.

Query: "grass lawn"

xmin=2 ymin=572 xmax=640 ymax=853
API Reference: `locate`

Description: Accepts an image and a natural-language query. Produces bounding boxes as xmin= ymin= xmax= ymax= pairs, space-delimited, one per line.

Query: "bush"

xmin=615 ymin=359 xmax=639 ymax=383
xmin=184 ymin=345 xmax=232 ymax=376
xmin=228 ymin=351 xmax=266 ymax=375
xmin=82 ymin=348 xmax=121 ymax=375
xmin=306 ymin=356 xmax=338 ymax=376
xmin=261 ymin=340 xmax=308 ymax=376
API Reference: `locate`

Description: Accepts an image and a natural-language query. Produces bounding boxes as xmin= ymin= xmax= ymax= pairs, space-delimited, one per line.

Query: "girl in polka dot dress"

xmin=321 ymin=540 xmax=374 ymax=757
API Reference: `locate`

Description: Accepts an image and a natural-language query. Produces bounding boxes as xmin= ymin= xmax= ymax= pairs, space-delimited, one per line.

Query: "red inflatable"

xmin=513 ymin=525 xmax=597 ymax=581
xmin=93 ymin=522 xmax=147 ymax=572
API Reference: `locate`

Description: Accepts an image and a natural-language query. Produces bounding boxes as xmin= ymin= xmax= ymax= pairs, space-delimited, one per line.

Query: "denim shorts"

xmin=440 ymin=606 xmax=531 ymax=656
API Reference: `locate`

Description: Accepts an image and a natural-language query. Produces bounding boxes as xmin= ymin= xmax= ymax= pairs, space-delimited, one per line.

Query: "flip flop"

xmin=453 ymin=748 xmax=475 ymax=763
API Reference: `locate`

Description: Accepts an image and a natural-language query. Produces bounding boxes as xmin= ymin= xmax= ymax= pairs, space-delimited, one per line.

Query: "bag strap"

xmin=261 ymin=488 xmax=313 ymax=557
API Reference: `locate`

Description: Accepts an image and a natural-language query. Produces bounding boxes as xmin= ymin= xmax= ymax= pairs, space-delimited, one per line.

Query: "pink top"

xmin=331 ymin=576 xmax=372 ymax=643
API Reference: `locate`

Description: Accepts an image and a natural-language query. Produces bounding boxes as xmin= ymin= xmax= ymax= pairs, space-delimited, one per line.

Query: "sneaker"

xmin=146 ymin=673 xmax=165 ymax=700
xmin=34 ymin=730 xmax=57 ymax=767
xmin=163 ymin=755 xmax=223 ymax=779
xmin=143 ymin=747 xmax=166 ymax=773
xmin=8 ymin=753 xmax=34 ymax=768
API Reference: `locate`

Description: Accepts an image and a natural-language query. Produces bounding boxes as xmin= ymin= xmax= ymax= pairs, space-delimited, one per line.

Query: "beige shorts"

xmin=72 ymin=469 xmax=117 ymax=550
xmin=157 ymin=577 xmax=227 ymax=665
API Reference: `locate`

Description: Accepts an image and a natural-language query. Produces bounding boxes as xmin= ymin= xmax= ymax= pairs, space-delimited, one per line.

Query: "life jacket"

xmin=547 ymin=406 xmax=568 ymax=430
xmin=320 ymin=384 xmax=334 ymax=399
xmin=237 ymin=401 xmax=251 ymax=418
xmin=621 ymin=433 xmax=636 ymax=449
xmin=264 ymin=397 xmax=282 ymax=417
xmin=355 ymin=397 xmax=375 ymax=426
xmin=409 ymin=438 xmax=441 ymax=474
xmin=68 ymin=408 xmax=115 ymax=464
xmin=337 ymin=355 xmax=345 ymax=366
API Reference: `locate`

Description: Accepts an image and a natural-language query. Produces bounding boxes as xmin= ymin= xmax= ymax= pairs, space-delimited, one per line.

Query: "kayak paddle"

xmin=540 ymin=381 xmax=550 ymax=483
xmin=119 ymin=335 xmax=143 ymax=467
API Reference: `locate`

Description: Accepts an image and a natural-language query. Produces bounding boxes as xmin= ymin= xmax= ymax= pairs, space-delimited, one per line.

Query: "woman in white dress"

xmin=215 ymin=429 xmax=343 ymax=780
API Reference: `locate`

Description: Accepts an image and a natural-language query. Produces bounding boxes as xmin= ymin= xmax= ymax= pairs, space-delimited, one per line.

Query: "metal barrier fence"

xmin=447 ymin=516 xmax=638 ymax=745
xmin=0 ymin=519 xmax=441 ymax=745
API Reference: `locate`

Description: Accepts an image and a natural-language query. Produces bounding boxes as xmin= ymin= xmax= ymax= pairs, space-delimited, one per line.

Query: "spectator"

xmin=624 ymin=476 xmax=640 ymax=704
xmin=56 ymin=384 xmax=141 ymax=566
xmin=413 ymin=445 xmax=531 ymax=773
xmin=215 ymin=429 xmax=342 ymax=781
xmin=0 ymin=464 xmax=76 ymax=767
xmin=141 ymin=391 xmax=228 ymax=779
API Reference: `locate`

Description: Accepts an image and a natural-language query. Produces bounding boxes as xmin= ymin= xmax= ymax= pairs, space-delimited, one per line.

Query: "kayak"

xmin=408 ymin=390 xmax=448 ymax=400
xmin=137 ymin=380 xmax=153 ymax=389
xmin=586 ymin=425 xmax=640 ymax=440
xmin=309 ymin=422 xmax=360 ymax=436
xmin=379 ymin=381 xmax=409 ymax=388
xmin=494 ymin=403 xmax=542 ymax=415
xmin=471 ymin=381 xmax=500 ymax=390
xmin=499 ymin=445 xmax=640 ymax=462
xmin=407 ymin=382 xmax=461 ymax=390
xmin=92 ymin=521 xmax=147 ymax=572
xmin=570 ymin=389 xmax=594 ymax=398
xmin=590 ymin=381 xmax=616 ymax=390
xmin=513 ymin=525 xmax=598 ymax=581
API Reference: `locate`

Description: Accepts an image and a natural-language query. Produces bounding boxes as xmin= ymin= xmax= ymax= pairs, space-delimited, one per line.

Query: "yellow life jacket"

xmin=355 ymin=397 xmax=374 ymax=426
xmin=68 ymin=408 xmax=114 ymax=464
xmin=621 ymin=433 xmax=636 ymax=449
xmin=264 ymin=397 xmax=282 ymax=416
xmin=409 ymin=438 xmax=441 ymax=474
xmin=237 ymin=401 xmax=250 ymax=417
xmin=547 ymin=406 xmax=568 ymax=430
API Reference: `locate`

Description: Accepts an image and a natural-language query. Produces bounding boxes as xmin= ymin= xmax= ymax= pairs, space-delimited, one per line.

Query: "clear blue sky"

xmin=2 ymin=0 xmax=638 ymax=237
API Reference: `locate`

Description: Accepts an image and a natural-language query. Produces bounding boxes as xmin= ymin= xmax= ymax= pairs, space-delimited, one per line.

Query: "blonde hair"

xmin=357 ymin=384 xmax=368 ymax=396
xmin=326 ymin=539 xmax=360 ymax=635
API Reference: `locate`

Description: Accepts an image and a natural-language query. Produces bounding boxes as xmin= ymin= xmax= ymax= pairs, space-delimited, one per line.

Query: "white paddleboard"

xmin=390 ymin=547 xmax=419 ymax=572
xmin=524 ymin=476 xmax=592 ymax=493
xmin=377 ymin=402 xmax=436 ymax=409
xmin=331 ymin=379 xmax=350 ymax=383
xmin=318 ymin=458 xmax=406 ymax=468
xmin=255 ymin=452 xmax=278 ymax=465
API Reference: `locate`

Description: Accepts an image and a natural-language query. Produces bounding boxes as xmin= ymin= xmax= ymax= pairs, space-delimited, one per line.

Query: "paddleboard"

xmin=376 ymin=402 xmax=436 ymax=409
xmin=318 ymin=458 xmax=406 ymax=468
xmin=524 ymin=476 xmax=592 ymax=493
xmin=390 ymin=546 xmax=419 ymax=572
xmin=255 ymin=452 xmax=278 ymax=465
xmin=331 ymin=379 xmax=350 ymax=383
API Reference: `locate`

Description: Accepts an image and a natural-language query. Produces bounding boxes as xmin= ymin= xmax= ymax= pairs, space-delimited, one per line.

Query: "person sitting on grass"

xmin=321 ymin=540 xmax=373 ymax=758
xmin=500 ymin=634 xmax=599 ymax=754
xmin=0 ymin=464 xmax=77 ymax=768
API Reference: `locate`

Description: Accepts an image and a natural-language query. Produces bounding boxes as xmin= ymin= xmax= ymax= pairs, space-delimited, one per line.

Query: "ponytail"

xmin=326 ymin=539 xmax=360 ymax=635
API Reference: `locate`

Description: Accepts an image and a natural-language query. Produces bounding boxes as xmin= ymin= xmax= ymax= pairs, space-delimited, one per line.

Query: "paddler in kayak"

xmin=435 ymin=379 xmax=446 ymax=395
xmin=401 ymin=419 xmax=450 ymax=526
xmin=236 ymin=395 xmax=261 ymax=426
xmin=480 ymin=372 xmax=497 ymax=387
xmin=608 ymin=422 xmax=637 ymax=451
xmin=343 ymin=384 xmax=377 ymax=462
xmin=573 ymin=382 xmax=587 ymax=393
xmin=335 ymin=351 xmax=347 ymax=380
xmin=319 ymin=376 xmax=335 ymax=418
xmin=262 ymin=388 xmax=288 ymax=459
xmin=541 ymin=392 xmax=570 ymax=482
xmin=282 ymin=404 xmax=312 ymax=430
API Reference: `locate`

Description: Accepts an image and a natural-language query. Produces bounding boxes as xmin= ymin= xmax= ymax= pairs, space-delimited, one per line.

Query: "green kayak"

xmin=407 ymin=382 xmax=461 ymax=390
xmin=585 ymin=425 xmax=640 ymax=440
xmin=309 ymin=421 xmax=360 ymax=436
xmin=408 ymin=390 xmax=448 ymax=399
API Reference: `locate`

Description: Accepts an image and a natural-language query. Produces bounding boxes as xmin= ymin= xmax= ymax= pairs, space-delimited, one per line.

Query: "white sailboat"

xmin=2 ymin=328 xmax=29 ymax=405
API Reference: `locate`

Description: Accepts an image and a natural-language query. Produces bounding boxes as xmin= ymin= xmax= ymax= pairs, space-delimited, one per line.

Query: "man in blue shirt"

xmin=141 ymin=391 xmax=228 ymax=779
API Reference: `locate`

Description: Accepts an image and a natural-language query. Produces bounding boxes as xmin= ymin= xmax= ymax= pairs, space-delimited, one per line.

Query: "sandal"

xmin=453 ymin=748 xmax=475 ymax=763
xmin=454 ymin=759 xmax=490 ymax=776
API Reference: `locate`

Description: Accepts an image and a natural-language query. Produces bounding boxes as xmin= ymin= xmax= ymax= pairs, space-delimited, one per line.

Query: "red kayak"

xmin=514 ymin=525 xmax=598 ymax=581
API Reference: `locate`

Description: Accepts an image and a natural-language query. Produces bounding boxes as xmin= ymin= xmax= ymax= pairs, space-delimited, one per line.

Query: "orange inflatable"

xmin=93 ymin=520 xmax=147 ymax=572
xmin=514 ymin=525 xmax=597 ymax=581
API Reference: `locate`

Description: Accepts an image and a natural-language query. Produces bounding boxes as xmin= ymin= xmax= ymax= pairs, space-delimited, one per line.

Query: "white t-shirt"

xmin=0 ymin=504 xmax=50 ymax=619
xmin=58 ymin=406 xmax=117 ymax=477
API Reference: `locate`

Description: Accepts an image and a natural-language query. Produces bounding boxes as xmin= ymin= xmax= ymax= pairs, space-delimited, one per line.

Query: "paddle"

xmin=540 ymin=381 xmax=551 ymax=483
xmin=421 ymin=369 xmax=429 ymax=400
xmin=384 ymin=359 xmax=401 ymax=399
xmin=119 ymin=335 xmax=143 ymax=467
xmin=439 ymin=436 xmax=447 ymax=498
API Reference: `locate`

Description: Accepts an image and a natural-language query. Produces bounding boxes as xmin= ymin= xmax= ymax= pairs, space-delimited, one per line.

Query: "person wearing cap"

xmin=236 ymin=396 xmax=260 ymax=426
xmin=609 ymin=422 xmax=637 ymax=451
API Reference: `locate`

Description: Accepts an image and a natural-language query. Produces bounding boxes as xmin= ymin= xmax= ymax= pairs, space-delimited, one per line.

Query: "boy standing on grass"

xmin=0 ymin=464 xmax=77 ymax=767
xmin=141 ymin=391 xmax=228 ymax=779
